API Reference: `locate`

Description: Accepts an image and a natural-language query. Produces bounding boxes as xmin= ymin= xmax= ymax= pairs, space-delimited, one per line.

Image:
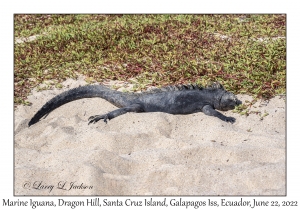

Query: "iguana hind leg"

xmin=88 ymin=104 xmax=143 ymax=124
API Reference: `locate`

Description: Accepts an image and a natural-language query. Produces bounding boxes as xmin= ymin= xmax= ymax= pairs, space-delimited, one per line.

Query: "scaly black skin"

xmin=28 ymin=83 xmax=242 ymax=126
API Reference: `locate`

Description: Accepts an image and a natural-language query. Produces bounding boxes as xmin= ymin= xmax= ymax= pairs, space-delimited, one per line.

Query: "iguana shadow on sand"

xmin=28 ymin=82 xmax=242 ymax=126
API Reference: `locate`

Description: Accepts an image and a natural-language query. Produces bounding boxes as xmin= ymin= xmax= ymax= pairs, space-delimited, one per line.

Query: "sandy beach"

xmin=14 ymin=78 xmax=286 ymax=195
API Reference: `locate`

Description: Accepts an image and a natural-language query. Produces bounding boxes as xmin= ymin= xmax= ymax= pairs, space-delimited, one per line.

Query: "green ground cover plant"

xmin=14 ymin=14 xmax=286 ymax=108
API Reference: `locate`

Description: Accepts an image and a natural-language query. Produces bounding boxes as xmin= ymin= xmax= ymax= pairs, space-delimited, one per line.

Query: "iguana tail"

xmin=28 ymin=85 xmax=130 ymax=126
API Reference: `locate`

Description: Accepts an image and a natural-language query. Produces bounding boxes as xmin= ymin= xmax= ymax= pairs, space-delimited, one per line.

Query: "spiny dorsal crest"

xmin=146 ymin=82 xmax=224 ymax=93
xmin=146 ymin=84 xmax=203 ymax=93
xmin=206 ymin=82 xmax=224 ymax=90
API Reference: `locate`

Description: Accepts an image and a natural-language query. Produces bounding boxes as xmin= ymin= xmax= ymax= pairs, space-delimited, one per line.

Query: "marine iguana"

xmin=28 ymin=82 xmax=241 ymax=126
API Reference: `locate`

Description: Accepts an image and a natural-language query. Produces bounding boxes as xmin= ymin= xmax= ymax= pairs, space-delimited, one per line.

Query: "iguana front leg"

xmin=88 ymin=104 xmax=143 ymax=124
xmin=202 ymin=105 xmax=236 ymax=123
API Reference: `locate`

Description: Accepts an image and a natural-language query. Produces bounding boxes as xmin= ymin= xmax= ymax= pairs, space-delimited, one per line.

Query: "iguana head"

xmin=208 ymin=83 xmax=242 ymax=111
xmin=217 ymin=91 xmax=242 ymax=111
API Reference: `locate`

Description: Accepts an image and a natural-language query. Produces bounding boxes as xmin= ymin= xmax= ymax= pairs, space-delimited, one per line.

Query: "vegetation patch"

xmin=14 ymin=14 xmax=286 ymax=106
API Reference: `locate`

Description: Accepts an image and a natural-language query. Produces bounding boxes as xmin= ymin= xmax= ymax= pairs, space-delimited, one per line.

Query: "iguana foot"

xmin=88 ymin=114 xmax=109 ymax=124
xmin=224 ymin=116 xmax=236 ymax=123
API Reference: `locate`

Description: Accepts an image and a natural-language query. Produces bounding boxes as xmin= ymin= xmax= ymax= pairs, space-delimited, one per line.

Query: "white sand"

xmin=14 ymin=78 xmax=285 ymax=195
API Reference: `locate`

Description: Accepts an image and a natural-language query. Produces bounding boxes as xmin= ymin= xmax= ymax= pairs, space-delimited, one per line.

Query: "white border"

xmin=2 ymin=0 xmax=299 ymax=208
